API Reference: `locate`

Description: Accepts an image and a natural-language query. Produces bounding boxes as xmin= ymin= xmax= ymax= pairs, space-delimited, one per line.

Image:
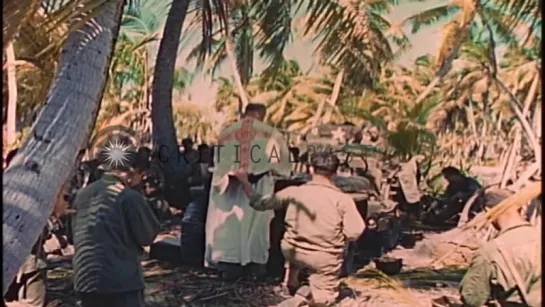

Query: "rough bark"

xmin=2 ymin=0 xmax=125 ymax=294
xmin=5 ymin=42 xmax=17 ymax=146
xmin=224 ymin=36 xmax=249 ymax=118
xmin=150 ymin=0 xmax=191 ymax=207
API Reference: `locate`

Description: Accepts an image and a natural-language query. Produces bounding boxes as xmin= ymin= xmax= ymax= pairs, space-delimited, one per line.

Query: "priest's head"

xmin=244 ymin=103 xmax=267 ymax=121
xmin=310 ymin=151 xmax=340 ymax=179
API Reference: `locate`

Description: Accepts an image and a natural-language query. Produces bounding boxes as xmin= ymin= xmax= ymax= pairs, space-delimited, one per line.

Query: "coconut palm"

xmin=187 ymin=0 xmax=296 ymax=115
xmin=300 ymin=0 xmax=411 ymax=93
xmin=3 ymin=0 xmax=126 ymax=292
xmin=97 ymin=0 xmax=174 ymax=138
xmin=2 ymin=7 xmax=68 ymax=138
xmin=4 ymin=43 xmax=17 ymax=146
xmin=401 ymin=0 xmax=541 ymax=104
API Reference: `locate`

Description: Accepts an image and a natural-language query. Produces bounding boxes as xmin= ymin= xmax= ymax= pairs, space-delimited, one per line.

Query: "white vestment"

xmin=204 ymin=117 xmax=291 ymax=267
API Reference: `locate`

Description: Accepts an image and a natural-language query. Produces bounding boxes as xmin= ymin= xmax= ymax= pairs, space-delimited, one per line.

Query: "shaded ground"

xmin=46 ymin=262 xmax=464 ymax=307
xmin=45 ymin=215 xmax=468 ymax=307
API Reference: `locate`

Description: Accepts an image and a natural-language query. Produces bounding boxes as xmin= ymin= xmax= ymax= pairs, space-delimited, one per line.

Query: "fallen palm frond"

xmin=427 ymin=181 xmax=541 ymax=267
xmin=464 ymin=181 xmax=542 ymax=231
xmin=346 ymin=269 xmax=424 ymax=307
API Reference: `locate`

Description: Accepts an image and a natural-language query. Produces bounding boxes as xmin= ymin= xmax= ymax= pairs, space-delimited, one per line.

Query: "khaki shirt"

xmin=249 ymin=177 xmax=365 ymax=256
xmin=460 ymin=224 xmax=541 ymax=307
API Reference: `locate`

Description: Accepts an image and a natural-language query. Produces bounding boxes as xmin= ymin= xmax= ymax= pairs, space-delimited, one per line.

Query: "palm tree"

xmin=3 ymin=0 xmax=126 ymax=292
xmin=401 ymin=0 xmax=540 ymax=104
xmin=150 ymin=0 xmax=229 ymax=208
xmin=187 ymin=0 xmax=295 ymax=115
xmin=214 ymin=77 xmax=240 ymax=125
xmin=300 ymin=0 xmax=411 ymax=93
xmin=5 ymin=42 xmax=17 ymax=146
xmin=97 ymin=0 xmax=171 ymax=137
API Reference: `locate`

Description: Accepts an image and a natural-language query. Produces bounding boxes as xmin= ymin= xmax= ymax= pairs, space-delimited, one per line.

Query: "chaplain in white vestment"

xmin=204 ymin=103 xmax=291 ymax=279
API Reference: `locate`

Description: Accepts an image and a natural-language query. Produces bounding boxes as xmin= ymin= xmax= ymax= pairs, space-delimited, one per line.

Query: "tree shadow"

xmin=144 ymin=261 xmax=286 ymax=307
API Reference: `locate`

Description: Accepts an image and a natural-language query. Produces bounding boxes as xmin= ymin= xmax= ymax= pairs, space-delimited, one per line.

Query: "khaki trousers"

xmin=281 ymin=241 xmax=342 ymax=306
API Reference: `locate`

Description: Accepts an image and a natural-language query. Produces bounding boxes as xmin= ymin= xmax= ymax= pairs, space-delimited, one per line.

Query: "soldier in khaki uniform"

xmin=233 ymin=152 xmax=366 ymax=306
xmin=459 ymin=189 xmax=541 ymax=307
xmin=362 ymin=126 xmax=387 ymax=192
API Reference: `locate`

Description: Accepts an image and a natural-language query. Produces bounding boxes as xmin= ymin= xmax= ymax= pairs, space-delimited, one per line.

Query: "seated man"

xmin=233 ymin=152 xmax=366 ymax=306
xmin=425 ymin=167 xmax=482 ymax=224
xmin=459 ymin=189 xmax=541 ymax=307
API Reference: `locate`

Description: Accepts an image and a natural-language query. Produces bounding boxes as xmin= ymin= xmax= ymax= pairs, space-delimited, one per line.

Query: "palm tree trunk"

xmin=533 ymin=103 xmax=541 ymax=139
xmin=495 ymin=76 xmax=541 ymax=163
xmin=498 ymin=75 xmax=540 ymax=188
xmin=309 ymin=71 xmax=344 ymax=131
xmin=322 ymin=69 xmax=344 ymax=124
xmin=224 ymin=37 xmax=250 ymax=117
xmin=5 ymin=42 xmax=17 ymax=146
xmin=466 ymin=101 xmax=478 ymax=138
xmin=150 ymin=0 xmax=191 ymax=207
xmin=2 ymin=0 xmax=125 ymax=293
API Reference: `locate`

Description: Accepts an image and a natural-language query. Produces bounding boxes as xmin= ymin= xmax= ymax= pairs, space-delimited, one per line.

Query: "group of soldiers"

xmin=303 ymin=123 xmax=486 ymax=227
xmin=3 ymin=108 xmax=542 ymax=307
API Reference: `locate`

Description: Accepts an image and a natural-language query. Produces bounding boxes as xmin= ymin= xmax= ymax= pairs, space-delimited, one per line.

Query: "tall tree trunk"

xmin=322 ymin=69 xmax=344 ymax=124
xmin=499 ymin=75 xmax=540 ymax=187
xmin=2 ymin=0 xmax=124 ymax=293
xmin=224 ymin=37 xmax=249 ymax=117
xmin=495 ymin=76 xmax=541 ymax=163
xmin=150 ymin=0 xmax=191 ymax=208
xmin=5 ymin=42 xmax=17 ymax=146
xmin=309 ymin=70 xmax=344 ymax=132
xmin=533 ymin=103 xmax=541 ymax=139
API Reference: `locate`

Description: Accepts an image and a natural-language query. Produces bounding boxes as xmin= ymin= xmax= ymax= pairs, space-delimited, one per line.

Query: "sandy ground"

xmin=45 ymin=219 xmax=467 ymax=307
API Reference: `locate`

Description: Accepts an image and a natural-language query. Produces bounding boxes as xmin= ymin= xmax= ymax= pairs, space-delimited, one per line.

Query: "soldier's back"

xmin=482 ymin=224 xmax=541 ymax=306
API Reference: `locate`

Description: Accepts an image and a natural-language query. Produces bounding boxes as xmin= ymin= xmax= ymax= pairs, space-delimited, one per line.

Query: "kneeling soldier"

xmin=233 ymin=152 xmax=366 ymax=306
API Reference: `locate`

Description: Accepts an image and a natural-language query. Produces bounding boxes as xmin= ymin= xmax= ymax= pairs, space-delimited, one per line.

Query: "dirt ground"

xmin=46 ymin=261 xmax=464 ymax=307
xmin=45 ymin=219 xmax=468 ymax=307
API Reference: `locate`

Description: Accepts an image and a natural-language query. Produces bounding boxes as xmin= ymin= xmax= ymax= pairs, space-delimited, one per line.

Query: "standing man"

xmin=460 ymin=189 xmax=541 ymax=307
xmin=71 ymin=148 xmax=160 ymax=307
xmin=205 ymin=103 xmax=291 ymax=280
xmin=362 ymin=126 xmax=387 ymax=193
xmin=235 ymin=152 xmax=365 ymax=306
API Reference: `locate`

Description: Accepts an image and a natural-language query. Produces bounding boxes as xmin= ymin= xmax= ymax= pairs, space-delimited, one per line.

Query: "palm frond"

xmin=401 ymin=4 xmax=460 ymax=33
xmin=253 ymin=0 xmax=294 ymax=75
